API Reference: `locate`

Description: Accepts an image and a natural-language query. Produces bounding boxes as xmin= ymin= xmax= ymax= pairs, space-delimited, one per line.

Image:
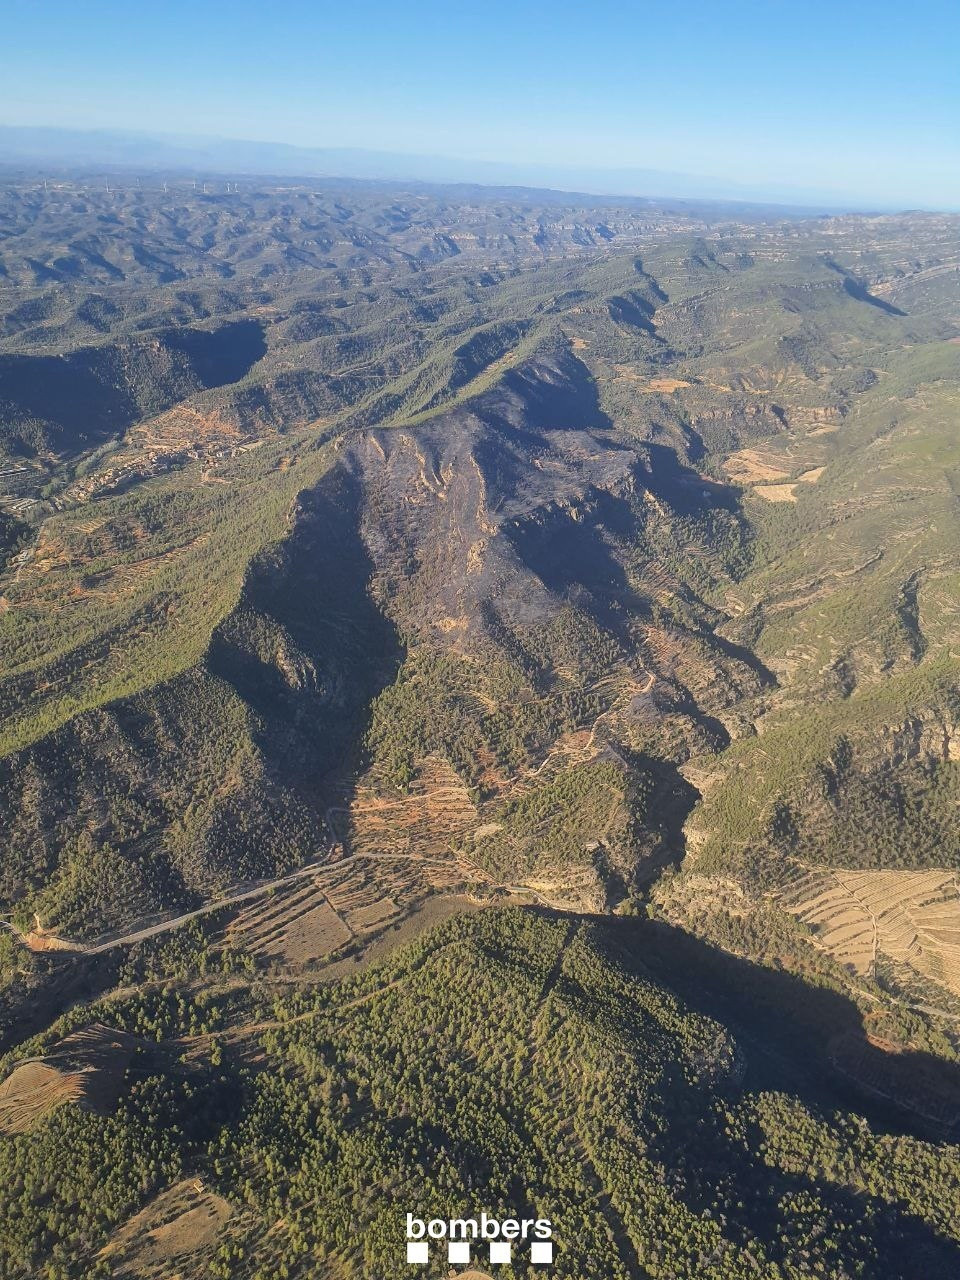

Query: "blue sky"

xmin=2 ymin=0 xmax=959 ymax=207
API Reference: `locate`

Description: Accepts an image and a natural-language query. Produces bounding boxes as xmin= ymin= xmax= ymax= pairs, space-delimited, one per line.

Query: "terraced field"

xmin=0 ymin=1024 xmax=139 ymax=1133
xmin=225 ymin=850 xmax=477 ymax=966
xmin=782 ymin=866 xmax=960 ymax=995
xmin=336 ymin=756 xmax=479 ymax=862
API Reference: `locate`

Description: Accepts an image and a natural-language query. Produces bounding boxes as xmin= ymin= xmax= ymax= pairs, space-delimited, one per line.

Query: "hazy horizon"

xmin=3 ymin=0 xmax=959 ymax=210
xmin=0 ymin=123 xmax=951 ymax=215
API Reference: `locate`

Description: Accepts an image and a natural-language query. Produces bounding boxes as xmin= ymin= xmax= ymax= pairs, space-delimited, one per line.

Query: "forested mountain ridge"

xmin=5 ymin=910 xmax=960 ymax=1279
xmin=2 ymin=174 xmax=960 ymax=1277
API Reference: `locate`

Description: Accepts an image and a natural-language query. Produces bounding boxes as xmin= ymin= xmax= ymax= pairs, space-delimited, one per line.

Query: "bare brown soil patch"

xmin=20 ymin=927 xmax=79 ymax=952
xmin=611 ymin=366 xmax=690 ymax=392
xmin=100 ymin=1179 xmax=233 ymax=1276
xmin=341 ymin=756 xmax=479 ymax=861
xmin=0 ymin=1063 xmax=85 ymax=1132
xmin=647 ymin=377 xmax=691 ymax=392
xmin=722 ymin=449 xmax=791 ymax=484
xmin=24 ymin=530 xmax=71 ymax=577
xmin=753 ymin=483 xmax=798 ymax=502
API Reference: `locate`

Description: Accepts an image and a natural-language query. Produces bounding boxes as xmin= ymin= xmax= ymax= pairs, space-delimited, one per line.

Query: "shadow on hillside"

xmin=518 ymin=907 xmax=960 ymax=1273
xmin=209 ymin=460 xmax=403 ymax=808
xmin=0 ymin=319 xmax=266 ymax=455
xmin=0 ymin=949 xmax=123 ymax=1058
xmin=498 ymin=345 xmax=613 ymax=433
xmin=590 ymin=914 xmax=960 ymax=1144
xmin=642 ymin=442 xmax=740 ymax=514
xmin=601 ymin=916 xmax=960 ymax=1274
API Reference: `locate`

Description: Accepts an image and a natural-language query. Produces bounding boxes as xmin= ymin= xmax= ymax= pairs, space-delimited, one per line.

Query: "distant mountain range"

xmin=0 ymin=123 xmax=889 ymax=211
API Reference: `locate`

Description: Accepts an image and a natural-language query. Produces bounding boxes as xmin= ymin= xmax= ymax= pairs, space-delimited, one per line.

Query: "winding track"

xmin=1 ymin=850 xmax=553 ymax=960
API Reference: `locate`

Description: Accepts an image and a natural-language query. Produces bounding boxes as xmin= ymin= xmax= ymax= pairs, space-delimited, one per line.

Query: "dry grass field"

xmin=753 ymin=483 xmax=799 ymax=502
xmin=722 ymin=448 xmax=792 ymax=484
xmin=0 ymin=1063 xmax=87 ymax=1133
xmin=721 ymin=445 xmax=828 ymax=502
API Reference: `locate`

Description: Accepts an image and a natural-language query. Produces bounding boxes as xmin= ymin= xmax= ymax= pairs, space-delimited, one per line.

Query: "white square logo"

xmin=489 ymin=1241 xmax=512 ymax=1264
xmin=448 ymin=1241 xmax=471 ymax=1264
xmin=531 ymin=1241 xmax=553 ymax=1265
xmin=406 ymin=1241 xmax=429 ymax=1264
